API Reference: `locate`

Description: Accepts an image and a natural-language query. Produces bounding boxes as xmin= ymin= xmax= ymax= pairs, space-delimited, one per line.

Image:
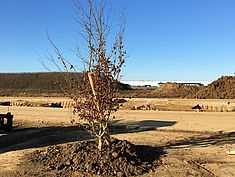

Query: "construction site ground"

xmin=0 ymin=97 xmax=234 ymax=177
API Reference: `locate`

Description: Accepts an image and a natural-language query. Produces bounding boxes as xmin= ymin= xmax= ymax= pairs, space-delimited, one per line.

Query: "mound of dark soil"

xmin=193 ymin=76 xmax=235 ymax=99
xmin=28 ymin=139 xmax=162 ymax=177
xmin=150 ymin=82 xmax=201 ymax=98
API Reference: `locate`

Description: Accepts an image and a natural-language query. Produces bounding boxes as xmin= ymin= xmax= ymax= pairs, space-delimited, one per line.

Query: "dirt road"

xmin=1 ymin=106 xmax=234 ymax=132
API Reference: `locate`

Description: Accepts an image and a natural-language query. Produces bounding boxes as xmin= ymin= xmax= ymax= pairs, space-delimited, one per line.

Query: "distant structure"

xmin=158 ymin=82 xmax=204 ymax=87
xmin=121 ymin=80 xmax=212 ymax=88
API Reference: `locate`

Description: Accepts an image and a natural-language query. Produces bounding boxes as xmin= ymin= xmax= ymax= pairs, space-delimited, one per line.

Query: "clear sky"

xmin=0 ymin=0 xmax=235 ymax=81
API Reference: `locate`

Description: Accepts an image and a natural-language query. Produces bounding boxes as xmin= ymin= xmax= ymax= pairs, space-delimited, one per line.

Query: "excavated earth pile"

xmin=0 ymin=72 xmax=131 ymax=96
xmin=193 ymin=76 xmax=235 ymax=99
xmin=150 ymin=82 xmax=201 ymax=98
xmin=27 ymin=139 xmax=162 ymax=177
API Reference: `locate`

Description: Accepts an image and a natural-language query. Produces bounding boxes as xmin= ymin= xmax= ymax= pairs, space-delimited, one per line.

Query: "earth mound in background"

xmin=28 ymin=139 xmax=162 ymax=177
xmin=192 ymin=76 xmax=235 ymax=99
xmin=150 ymin=82 xmax=201 ymax=98
xmin=0 ymin=72 xmax=131 ymax=96
xmin=0 ymin=72 xmax=82 ymax=96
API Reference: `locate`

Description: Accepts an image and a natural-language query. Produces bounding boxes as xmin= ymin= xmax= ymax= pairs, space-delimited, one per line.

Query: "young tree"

xmin=48 ymin=0 xmax=126 ymax=151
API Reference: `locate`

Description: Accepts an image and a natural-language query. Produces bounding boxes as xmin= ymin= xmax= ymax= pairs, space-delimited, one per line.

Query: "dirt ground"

xmin=0 ymin=97 xmax=235 ymax=176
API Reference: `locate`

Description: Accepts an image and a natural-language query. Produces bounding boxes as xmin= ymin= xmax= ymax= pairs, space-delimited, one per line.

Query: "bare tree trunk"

xmin=88 ymin=72 xmax=97 ymax=98
xmin=104 ymin=131 xmax=111 ymax=147
xmin=97 ymin=135 xmax=103 ymax=152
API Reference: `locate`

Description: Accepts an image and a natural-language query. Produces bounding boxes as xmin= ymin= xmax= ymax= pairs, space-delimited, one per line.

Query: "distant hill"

xmin=0 ymin=72 xmax=131 ymax=97
xmin=0 ymin=72 xmax=82 ymax=96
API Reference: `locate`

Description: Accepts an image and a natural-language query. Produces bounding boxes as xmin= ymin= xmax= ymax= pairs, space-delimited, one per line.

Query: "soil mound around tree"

xmin=192 ymin=76 xmax=235 ymax=99
xmin=27 ymin=139 xmax=162 ymax=177
xmin=150 ymin=82 xmax=201 ymax=98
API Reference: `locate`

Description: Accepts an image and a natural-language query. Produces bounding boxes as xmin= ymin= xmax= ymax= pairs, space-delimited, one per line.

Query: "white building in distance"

xmin=121 ymin=80 xmax=212 ymax=87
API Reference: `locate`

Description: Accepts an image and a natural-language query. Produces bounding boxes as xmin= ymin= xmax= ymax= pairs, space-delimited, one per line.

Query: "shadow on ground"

xmin=109 ymin=119 xmax=176 ymax=134
xmin=163 ymin=131 xmax=235 ymax=149
xmin=0 ymin=120 xmax=176 ymax=154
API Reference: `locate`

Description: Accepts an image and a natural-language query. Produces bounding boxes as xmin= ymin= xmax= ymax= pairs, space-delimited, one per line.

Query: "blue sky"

xmin=0 ymin=0 xmax=235 ymax=81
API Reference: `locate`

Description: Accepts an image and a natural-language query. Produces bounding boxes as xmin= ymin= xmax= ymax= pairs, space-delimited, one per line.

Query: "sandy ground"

xmin=0 ymin=98 xmax=235 ymax=176
xmin=1 ymin=105 xmax=234 ymax=132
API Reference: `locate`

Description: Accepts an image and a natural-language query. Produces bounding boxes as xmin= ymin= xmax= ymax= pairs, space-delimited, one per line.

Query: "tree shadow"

xmin=163 ymin=131 xmax=235 ymax=149
xmin=109 ymin=119 xmax=176 ymax=134
xmin=0 ymin=120 xmax=176 ymax=154
xmin=135 ymin=144 xmax=165 ymax=164
xmin=0 ymin=126 xmax=91 ymax=154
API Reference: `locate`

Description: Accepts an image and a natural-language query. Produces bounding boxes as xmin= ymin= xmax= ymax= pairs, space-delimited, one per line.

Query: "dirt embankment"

xmin=146 ymin=76 xmax=235 ymax=99
xmin=1 ymin=73 xmax=234 ymax=99
xmin=0 ymin=72 xmax=82 ymax=96
xmin=192 ymin=76 xmax=235 ymax=99
xmin=0 ymin=72 xmax=131 ymax=97
xmin=149 ymin=82 xmax=201 ymax=98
